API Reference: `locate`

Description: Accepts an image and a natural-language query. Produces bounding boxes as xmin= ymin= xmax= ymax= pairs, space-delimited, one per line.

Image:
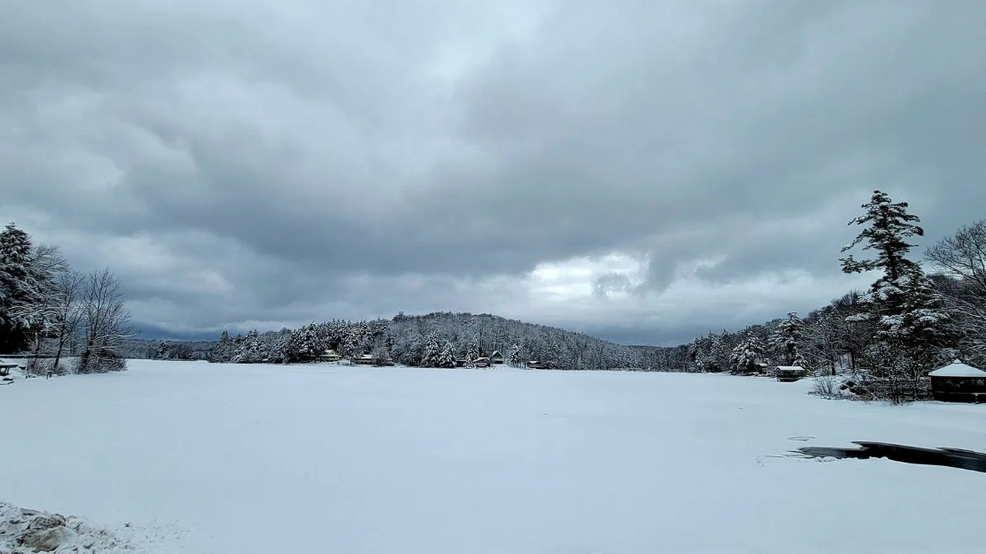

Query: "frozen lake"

xmin=3 ymin=360 xmax=986 ymax=553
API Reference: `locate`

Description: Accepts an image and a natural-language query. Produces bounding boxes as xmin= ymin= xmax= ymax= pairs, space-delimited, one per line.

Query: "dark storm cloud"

xmin=439 ymin=0 xmax=986 ymax=285
xmin=2 ymin=0 xmax=984 ymax=343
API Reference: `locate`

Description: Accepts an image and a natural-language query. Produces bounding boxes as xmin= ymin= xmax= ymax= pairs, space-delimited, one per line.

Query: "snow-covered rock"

xmin=20 ymin=525 xmax=77 ymax=552
xmin=0 ymin=502 xmax=160 ymax=553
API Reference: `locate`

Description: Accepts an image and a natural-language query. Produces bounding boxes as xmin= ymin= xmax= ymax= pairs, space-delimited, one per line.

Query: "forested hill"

xmin=196 ymin=311 xmax=682 ymax=370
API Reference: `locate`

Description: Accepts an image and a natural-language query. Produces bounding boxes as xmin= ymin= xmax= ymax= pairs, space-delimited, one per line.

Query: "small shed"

xmin=353 ymin=354 xmax=375 ymax=365
xmin=774 ymin=365 xmax=808 ymax=382
xmin=490 ymin=351 xmax=504 ymax=364
xmin=526 ymin=360 xmax=546 ymax=370
xmin=929 ymin=360 xmax=986 ymax=403
xmin=472 ymin=357 xmax=491 ymax=368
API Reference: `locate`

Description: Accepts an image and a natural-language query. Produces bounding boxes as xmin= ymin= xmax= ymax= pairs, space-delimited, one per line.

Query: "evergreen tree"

xmin=465 ymin=337 xmax=480 ymax=362
xmin=437 ymin=340 xmax=456 ymax=368
xmin=770 ymin=312 xmax=806 ymax=367
xmin=285 ymin=323 xmax=322 ymax=363
xmin=543 ymin=336 xmax=562 ymax=369
xmin=508 ymin=344 xmax=523 ymax=366
xmin=840 ymin=190 xmax=924 ymax=284
xmin=840 ymin=190 xmax=954 ymax=399
xmin=729 ymin=337 xmax=765 ymax=374
xmin=233 ymin=330 xmax=265 ymax=363
xmin=709 ymin=332 xmax=732 ymax=372
xmin=339 ymin=327 xmax=362 ymax=361
xmin=0 ymin=222 xmax=38 ymax=352
xmin=421 ymin=332 xmax=442 ymax=367
xmin=208 ymin=331 xmax=235 ymax=362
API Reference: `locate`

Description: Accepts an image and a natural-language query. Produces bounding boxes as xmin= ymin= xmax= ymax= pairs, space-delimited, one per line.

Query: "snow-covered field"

xmin=3 ymin=360 xmax=986 ymax=553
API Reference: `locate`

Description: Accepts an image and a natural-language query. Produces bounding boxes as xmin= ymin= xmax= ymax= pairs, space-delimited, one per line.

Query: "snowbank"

xmin=0 ymin=502 xmax=168 ymax=553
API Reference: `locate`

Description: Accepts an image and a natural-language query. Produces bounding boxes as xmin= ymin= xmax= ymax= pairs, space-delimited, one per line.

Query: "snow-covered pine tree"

xmin=770 ymin=312 xmax=806 ymax=367
xmin=0 ymin=222 xmax=39 ymax=352
xmin=285 ymin=323 xmax=322 ymax=363
xmin=338 ymin=326 xmax=362 ymax=362
xmin=15 ymin=245 xmax=69 ymax=371
xmin=840 ymin=190 xmax=924 ymax=284
xmin=466 ymin=337 xmax=480 ymax=363
xmin=437 ymin=340 xmax=456 ymax=368
xmin=508 ymin=344 xmax=523 ymax=367
xmin=840 ymin=190 xmax=955 ymax=399
xmin=421 ymin=332 xmax=442 ymax=367
xmin=872 ymin=271 xmax=956 ymax=396
xmin=543 ymin=336 xmax=563 ymax=369
xmin=232 ymin=330 xmax=265 ymax=363
xmin=686 ymin=339 xmax=704 ymax=372
xmin=729 ymin=337 xmax=765 ymax=374
xmin=208 ymin=331 xmax=235 ymax=362
xmin=709 ymin=332 xmax=733 ymax=372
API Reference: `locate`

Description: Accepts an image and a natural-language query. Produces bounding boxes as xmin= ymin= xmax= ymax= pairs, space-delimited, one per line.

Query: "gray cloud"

xmin=2 ymin=0 xmax=984 ymax=345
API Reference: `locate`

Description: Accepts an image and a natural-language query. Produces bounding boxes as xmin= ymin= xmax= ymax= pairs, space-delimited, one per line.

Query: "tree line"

xmin=0 ymin=223 xmax=134 ymax=374
xmin=205 ymin=311 xmax=660 ymax=370
xmin=683 ymin=191 xmax=985 ymax=402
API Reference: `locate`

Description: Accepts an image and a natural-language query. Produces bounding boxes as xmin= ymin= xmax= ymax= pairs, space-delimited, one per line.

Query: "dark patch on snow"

xmin=792 ymin=441 xmax=986 ymax=473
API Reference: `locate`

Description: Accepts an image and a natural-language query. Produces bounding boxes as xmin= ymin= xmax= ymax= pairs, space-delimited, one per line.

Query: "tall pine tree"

xmin=840 ymin=190 xmax=954 ymax=399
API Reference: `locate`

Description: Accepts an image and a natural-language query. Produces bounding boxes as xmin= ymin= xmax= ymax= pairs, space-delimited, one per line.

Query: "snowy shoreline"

xmin=0 ymin=502 xmax=175 ymax=553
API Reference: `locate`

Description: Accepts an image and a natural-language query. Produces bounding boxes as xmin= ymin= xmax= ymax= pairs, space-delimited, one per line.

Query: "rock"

xmin=27 ymin=515 xmax=66 ymax=532
xmin=19 ymin=526 xmax=77 ymax=552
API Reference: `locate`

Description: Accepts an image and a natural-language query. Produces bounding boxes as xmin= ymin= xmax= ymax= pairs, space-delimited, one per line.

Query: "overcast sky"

xmin=2 ymin=1 xmax=984 ymax=345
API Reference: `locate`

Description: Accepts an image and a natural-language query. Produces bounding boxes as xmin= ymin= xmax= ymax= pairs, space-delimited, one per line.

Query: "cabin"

xmin=353 ymin=354 xmax=375 ymax=365
xmin=490 ymin=351 xmax=504 ymax=365
xmin=472 ymin=357 xmax=491 ymax=368
xmin=929 ymin=360 xmax=986 ymax=403
xmin=526 ymin=360 xmax=546 ymax=370
xmin=774 ymin=365 xmax=808 ymax=382
xmin=319 ymin=349 xmax=341 ymax=363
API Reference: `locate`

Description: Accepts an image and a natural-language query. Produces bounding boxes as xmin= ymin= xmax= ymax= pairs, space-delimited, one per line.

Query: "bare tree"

xmin=77 ymin=268 xmax=135 ymax=373
xmin=802 ymin=309 xmax=841 ymax=375
xmin=925 ymin=220 xmax=986 ymax=363
xmin=49 ymin=269 xmax=85 ymax=373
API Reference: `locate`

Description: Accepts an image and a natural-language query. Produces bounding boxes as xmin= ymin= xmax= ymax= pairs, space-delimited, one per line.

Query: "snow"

xmin=929 ymin=360 xmax=986 ymax=378
xmin=3 ymin=360 xmax=986 ymax=553
xmin=0 ymin=501 xmax=180 ymax=553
